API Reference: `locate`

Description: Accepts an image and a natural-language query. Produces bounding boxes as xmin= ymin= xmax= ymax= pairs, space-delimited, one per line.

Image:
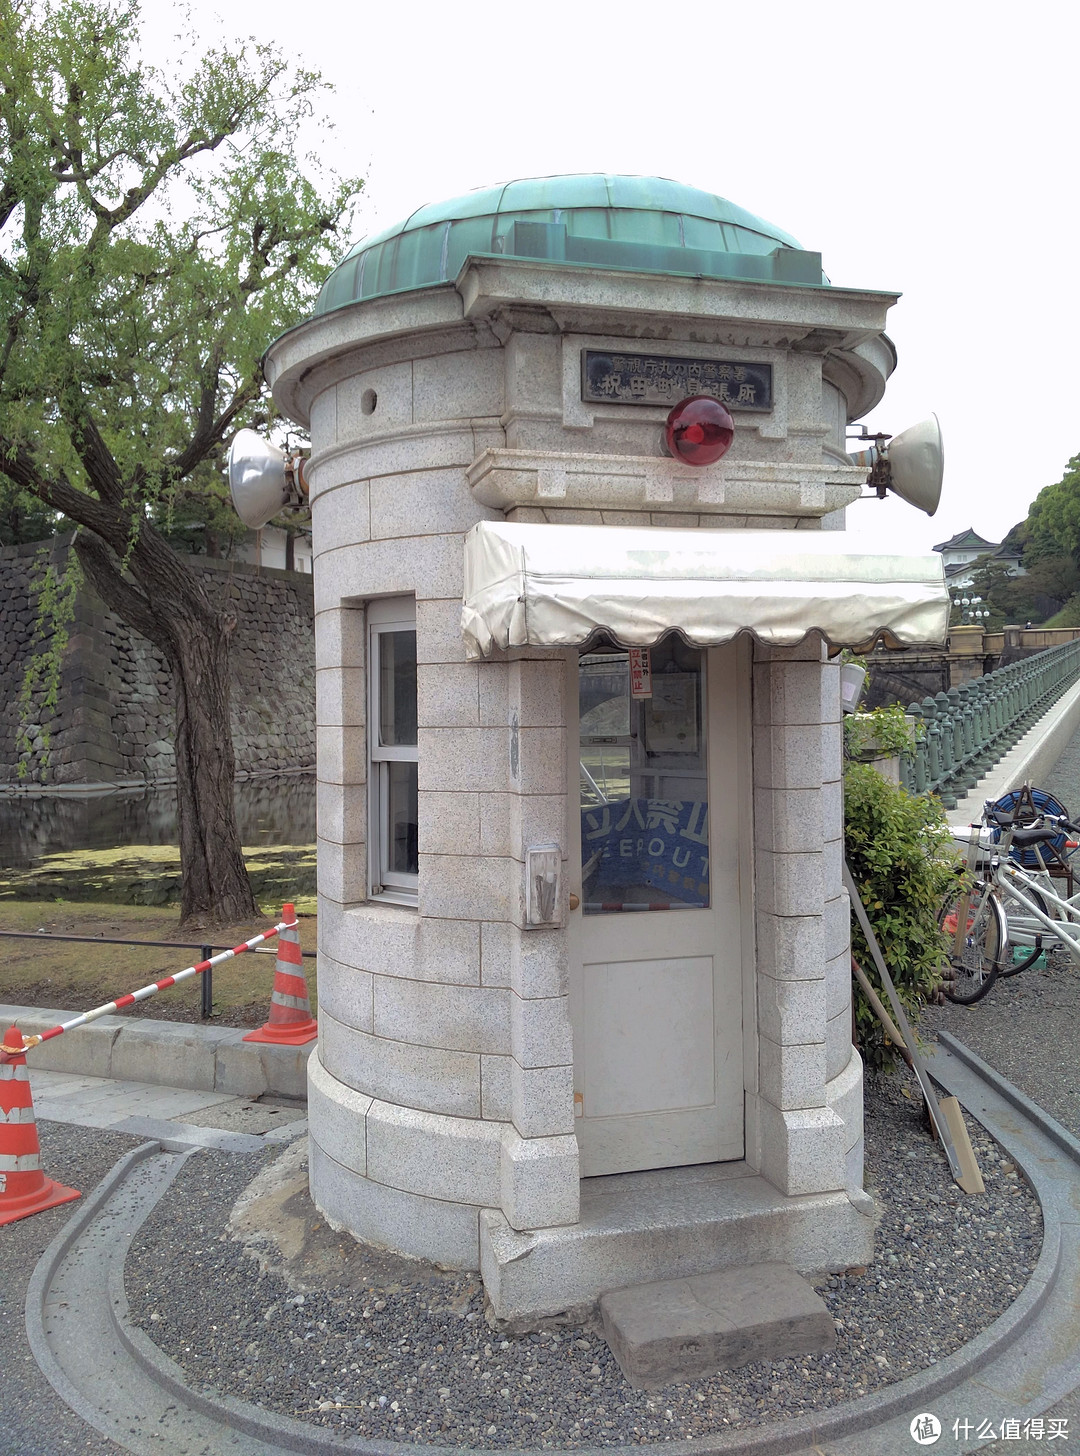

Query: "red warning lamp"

xmin=665 ymin=395 xmax=734 ymax=466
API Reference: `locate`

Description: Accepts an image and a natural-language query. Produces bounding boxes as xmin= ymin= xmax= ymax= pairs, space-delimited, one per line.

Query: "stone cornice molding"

xmin=467 ymin=447 xmax=865 ymax=520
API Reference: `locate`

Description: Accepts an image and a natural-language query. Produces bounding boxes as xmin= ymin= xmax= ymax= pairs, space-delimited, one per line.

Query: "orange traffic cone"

xmin=0 ymin=1026 xmax=80 ymax=1226
xmin=242 ymin=905 xmax=318 ymax=1046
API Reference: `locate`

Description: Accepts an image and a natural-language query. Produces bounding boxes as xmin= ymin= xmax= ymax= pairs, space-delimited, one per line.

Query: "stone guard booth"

xmin=263 ymin=175 xmax=948 ymax=1323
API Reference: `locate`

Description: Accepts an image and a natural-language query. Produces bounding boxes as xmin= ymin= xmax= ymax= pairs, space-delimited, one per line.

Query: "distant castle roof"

xmin=933 ymin=528 xmax=999 ymax=554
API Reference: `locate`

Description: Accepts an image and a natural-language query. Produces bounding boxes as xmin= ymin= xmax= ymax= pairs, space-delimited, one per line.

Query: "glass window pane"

xmin=387 ymin=761 xmax=418 ymax=876
xmin=579 ymin=653 xmax=630 ymax=737
xmin=580 ymin=744 xmax=631 ymax=810
xmin=579 ymin=642 xmax=708 ymax=915
xmin=379 ymin=630 xmax=417 ymax=746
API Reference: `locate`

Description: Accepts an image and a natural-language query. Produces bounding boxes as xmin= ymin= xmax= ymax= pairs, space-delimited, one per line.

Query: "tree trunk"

xmin=75 ymin=529 xmax=260 ymax=931
xmin=169 ymin=617 xmax=259 ymax=929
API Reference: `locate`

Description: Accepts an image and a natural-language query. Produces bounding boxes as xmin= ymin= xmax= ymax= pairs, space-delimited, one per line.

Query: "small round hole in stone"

xmin=361 ymin=388 xmax=378 ymax=415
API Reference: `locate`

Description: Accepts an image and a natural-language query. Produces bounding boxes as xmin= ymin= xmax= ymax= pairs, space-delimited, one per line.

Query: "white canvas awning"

xmin=461 ymin=520 xmax=949 ymax=659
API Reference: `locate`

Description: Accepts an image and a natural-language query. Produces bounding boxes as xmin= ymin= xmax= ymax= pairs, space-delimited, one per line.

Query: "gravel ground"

xmin=125 ymin=1071 xmax=1041 ymax=1448
xmin=18 ymin=725 xmax=1080 ymax=1450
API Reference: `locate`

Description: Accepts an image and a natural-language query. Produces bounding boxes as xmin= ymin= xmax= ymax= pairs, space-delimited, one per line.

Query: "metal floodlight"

xmin=846 ymin=414 xmax=944 ymax=516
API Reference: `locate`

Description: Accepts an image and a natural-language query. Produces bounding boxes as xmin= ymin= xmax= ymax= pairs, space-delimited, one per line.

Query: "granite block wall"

xmin=0 ymin=537 xmax=314 ymax=785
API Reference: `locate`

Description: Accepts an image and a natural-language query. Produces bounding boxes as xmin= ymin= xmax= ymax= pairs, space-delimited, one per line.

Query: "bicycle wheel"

xmin=938 ymin=882 xmax=1006 ymax=1004
xmin=999 ymin=880 xmax=1052 ymax=976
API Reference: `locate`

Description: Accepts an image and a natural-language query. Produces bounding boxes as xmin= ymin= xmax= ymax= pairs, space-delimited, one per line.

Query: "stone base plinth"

xmin=600 ymin=1261 xmax=835 ymax=1389
xmin=480 ymin=1160 xmax=876 ymax=1327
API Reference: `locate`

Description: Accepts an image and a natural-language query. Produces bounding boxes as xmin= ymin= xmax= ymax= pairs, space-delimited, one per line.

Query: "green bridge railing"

xmin=899 ymin=637 xmax=1080 ymax=808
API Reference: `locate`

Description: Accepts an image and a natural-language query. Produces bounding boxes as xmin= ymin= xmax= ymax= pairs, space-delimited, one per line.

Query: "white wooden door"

xmin=569 ymin=640 xmax=745 ymax=1176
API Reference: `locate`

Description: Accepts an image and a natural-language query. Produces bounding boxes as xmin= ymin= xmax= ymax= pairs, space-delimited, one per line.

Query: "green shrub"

xmin=843 ymin=763 xmax=958 ymax=1070
xmin=1043 ymin=592 xmax=1080 ymax=628
xmin=843 ymin=703 xmax=915 ymax=761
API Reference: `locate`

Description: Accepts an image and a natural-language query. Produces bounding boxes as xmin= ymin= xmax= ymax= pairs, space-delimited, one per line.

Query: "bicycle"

xmin=987 ymin=788 xmax=1078 ymax=975
xmin=937 ymin=866 xmax=1008 ymax=1005
xmin=939 ymin=799 xmax=1080 ymax=1004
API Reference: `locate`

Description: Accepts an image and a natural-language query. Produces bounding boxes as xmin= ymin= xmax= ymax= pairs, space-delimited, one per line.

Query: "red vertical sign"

xmin=629 ymin=648 xmax=652 ymax=699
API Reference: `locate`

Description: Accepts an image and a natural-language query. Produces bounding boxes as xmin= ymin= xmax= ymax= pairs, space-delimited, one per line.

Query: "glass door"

xmin=579 ymin=638 xmax=710 ymax=915
xmin=570 ymin=640 xmax=745 ymax=1177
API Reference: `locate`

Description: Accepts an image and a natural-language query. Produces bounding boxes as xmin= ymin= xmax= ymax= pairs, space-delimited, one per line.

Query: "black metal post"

xmin=201 ymin=945 xmax=213 ymax=1019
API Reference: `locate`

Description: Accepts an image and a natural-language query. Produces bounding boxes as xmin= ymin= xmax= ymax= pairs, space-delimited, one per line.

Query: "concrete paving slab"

xmin=20 ymin=1070 xmax=105 ymax=1097
xmin=178 ymin=1097 xmax=306 ymax=1136
xmin=28 ymin=1068 xmax=236 ymax=1130
xmin=24 ymin=1068 xmax=308 ymax=1161
xmin=263 ymin=1117 xmax=308 ymax=1145
xmin=600 ymin=1261 xmax=835 ymax=1390
xmin=110 ymin=1116 xmax=267 ymax=1153
xmin=66 ymin=1081 xmax=231 ymax=1119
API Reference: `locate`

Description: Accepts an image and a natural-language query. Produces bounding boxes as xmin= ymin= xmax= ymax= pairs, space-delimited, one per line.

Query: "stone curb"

xmin=113 ymin=1227 xmax=1057 ymax=1456
xmin=24 ymin=1141 xmax=191 ymax=1441
xmin=1 ymin=1002 xmax=314 ymax=1100
xmin=25 ymin=1045 xmax=1079 ymax=1456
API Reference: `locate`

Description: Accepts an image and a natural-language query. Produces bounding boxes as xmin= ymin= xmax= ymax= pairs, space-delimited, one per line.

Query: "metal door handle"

xmin=569 ymin=893 xmax=580 ymax=911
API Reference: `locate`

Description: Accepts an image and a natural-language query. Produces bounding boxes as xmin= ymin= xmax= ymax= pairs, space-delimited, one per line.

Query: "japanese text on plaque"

xmin=582 ymin=351 xmax=773 ymax=411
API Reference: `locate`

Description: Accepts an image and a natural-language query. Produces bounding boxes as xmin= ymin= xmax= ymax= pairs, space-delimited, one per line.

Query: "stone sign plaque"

xmin=582 ymin=350 xmax=772 ymax=412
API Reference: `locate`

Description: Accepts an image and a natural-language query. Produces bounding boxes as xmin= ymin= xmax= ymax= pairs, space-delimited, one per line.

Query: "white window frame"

xmin=368 ymin=597 xmax=418 ymax=906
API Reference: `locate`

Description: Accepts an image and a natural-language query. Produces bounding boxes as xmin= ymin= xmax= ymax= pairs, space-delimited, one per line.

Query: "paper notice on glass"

xmin=628 ymin=648 xmax=652 ymax=699
xmin=644 ymin=674 xmax=698 ymax=754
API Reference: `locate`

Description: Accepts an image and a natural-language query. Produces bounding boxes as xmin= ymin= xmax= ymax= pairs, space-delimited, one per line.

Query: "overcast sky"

xmin=144 ymin=0 xmax=1080 ymax=559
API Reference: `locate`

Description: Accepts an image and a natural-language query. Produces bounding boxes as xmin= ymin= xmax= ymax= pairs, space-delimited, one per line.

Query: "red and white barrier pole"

xmin=0 ymin=912 xmax=297 ymax=1057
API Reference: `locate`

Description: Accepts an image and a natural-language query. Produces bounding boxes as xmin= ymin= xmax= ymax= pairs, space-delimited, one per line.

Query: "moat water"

xmin=0 ymin=774 xmax=316 ymax=869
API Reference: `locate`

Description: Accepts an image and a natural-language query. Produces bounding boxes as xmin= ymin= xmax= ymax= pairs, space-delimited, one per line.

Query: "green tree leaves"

xmin=1027 ymin=454 xmax=1080 ymax=567
xmin=844 ymin=764 xmax=957 ymax=1072
xmin=0 ymin=0 xmax=361 ymax=922
xmin=961 ymin=458 xmax=1080 ymax=626
xmin=0 ymin=0 xmax=359 ymax=528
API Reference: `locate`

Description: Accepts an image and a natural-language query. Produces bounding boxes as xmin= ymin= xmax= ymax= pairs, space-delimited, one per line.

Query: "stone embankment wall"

xmin=866 ymin=625 xmax=1080 ymax=710
xmin=0 ymin=537 xmax=314 ymax=786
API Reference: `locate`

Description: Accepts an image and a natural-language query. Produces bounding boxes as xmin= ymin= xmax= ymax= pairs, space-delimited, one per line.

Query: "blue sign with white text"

xmin=581 ymin=798 xmax=710 ymax=906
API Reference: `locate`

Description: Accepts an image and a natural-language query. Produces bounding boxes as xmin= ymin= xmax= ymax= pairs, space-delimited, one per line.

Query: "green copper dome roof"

xmin=314 ymin=174 xmax=827 ymax=315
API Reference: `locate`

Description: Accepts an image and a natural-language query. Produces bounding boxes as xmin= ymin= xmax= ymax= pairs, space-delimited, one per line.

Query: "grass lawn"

xmin=0 ymin=851 xmax=318 ymax=1028
xmin=0 ymin=842 xmax=316 ymax=908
